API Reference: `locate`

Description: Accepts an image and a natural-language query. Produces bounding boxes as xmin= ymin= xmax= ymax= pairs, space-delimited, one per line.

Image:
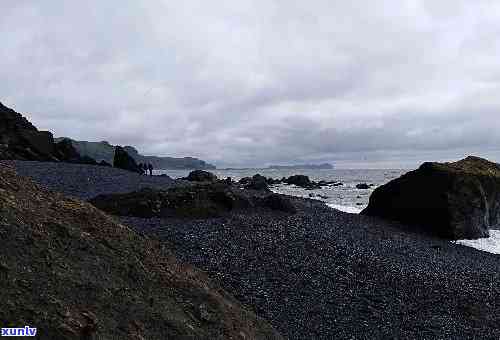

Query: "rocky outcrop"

xmin=0 ymin=102 xmax=101 ymax=165
xmin=184 ymin=170 xmax=218 ymax=182
xmin=362 ymin=156 xmax=500 ymax=240
xmin=243 ymin=174 xmax=270 ymax=191
xmin=356 ymin=183 xmax=372 ymax=190
xmin=283 ymin=175 xmax=323 ymax=189
xmin=90 ymin=182 xmax=297 ymax=218
xmin=0 ymin=163 xmax=282 ymax=339
xmin=113 ymin=146 xmax=144 ymax=174
xmin=0 ymin=102 xmax=57 ymax=161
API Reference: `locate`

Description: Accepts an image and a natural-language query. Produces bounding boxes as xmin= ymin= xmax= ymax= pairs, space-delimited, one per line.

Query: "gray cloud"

xmin=2 ymin=1 xmax=500 ymax=168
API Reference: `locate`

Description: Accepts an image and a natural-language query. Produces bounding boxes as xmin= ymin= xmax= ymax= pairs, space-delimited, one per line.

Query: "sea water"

xmin=155 ymin=168 xmax=406 ymax=213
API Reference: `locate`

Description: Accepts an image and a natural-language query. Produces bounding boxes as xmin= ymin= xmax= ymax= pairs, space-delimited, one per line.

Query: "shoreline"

xmin=11 ymin=160 xmax=500 ymax=339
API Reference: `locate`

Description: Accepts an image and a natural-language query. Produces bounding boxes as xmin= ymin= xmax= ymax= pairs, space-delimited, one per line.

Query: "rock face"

xmin=184 ymin=170 xmax=218 ymax=182
xmin=0 ymin=102 xmax=57 ymax=161
xmin=113 ymin=146 xmax=144 ymax=174
xmin=362 ymin=156 xmax=500 ymax=240
xmin=244 ymin=174 xmax=270 ymax=191
xmin=0 ymin=163 xmax=282 ymax=340
xmin=90 ymin=183 xmax=297 ymax=218
xmin=0 ymin=102 xmax=100 ymax=165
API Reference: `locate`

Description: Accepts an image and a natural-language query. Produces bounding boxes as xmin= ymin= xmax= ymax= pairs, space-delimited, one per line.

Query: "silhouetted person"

xmin=138 ymin=163 xmax=144 ymax=175
xmin=148 ymin=163 xmax=153 ymax=176
xmin=142 ymin=163 xmax=148 ymax=175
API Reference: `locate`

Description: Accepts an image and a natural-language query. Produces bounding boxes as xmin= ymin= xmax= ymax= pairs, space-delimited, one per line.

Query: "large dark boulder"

xmin=362 ymin=156 xmax=500 ymax=240
xmin=113 ymin=146 xmax=143 ymax=174
xmin=356 ymin=183 xmax=370 ymax=190
xmin=184 ymin=170 xmax=218 ymax=182
xmin=90 ymin=184 xmax=252 ymax=219
xmin=244 ymin=174 xmax=270 ymax=191
xmin=284 ymin=175 xmax=319 ymax=189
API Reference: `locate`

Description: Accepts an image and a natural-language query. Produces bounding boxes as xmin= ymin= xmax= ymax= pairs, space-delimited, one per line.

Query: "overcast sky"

xmin=2 ymin=1 xmax=500 ymax=168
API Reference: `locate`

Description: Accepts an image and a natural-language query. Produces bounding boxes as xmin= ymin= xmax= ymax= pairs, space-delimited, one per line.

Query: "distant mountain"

xmin=267 ymin=163 xmax=334 ymax=170
xmin=55 ymin=138 xmax=216 ymax=170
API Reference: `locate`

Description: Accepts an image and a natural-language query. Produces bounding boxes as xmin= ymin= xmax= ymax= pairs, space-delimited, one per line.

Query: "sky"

xmin=2 ymin=1 xmax=500 ymax=168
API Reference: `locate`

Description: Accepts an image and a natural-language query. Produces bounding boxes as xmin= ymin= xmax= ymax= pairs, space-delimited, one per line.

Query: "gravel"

xmin=12 ymin=160 xmax=179 ymax=200
xmin=13 ymin=161 xmax=500 ymax=339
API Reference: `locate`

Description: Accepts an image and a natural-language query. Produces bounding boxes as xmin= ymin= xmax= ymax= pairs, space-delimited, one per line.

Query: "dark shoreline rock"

xmin=89 ymin=182 xmax=296 ymax=219
xmin=243 ymin=174 xmax=270 ymax=191
xmin=184 ymin=169 xmax=218 ymax=182
xmin=113 ymin=146 xmax=144 ymax=174
xmin=362 ymin=156 xmax=500 ymax=240
xmin=356 ymin=183 xmax=371 ymax=190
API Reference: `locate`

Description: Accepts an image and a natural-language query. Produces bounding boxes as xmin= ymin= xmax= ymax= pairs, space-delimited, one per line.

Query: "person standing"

xmin=148 ymin=163 xmax=153 ymax=176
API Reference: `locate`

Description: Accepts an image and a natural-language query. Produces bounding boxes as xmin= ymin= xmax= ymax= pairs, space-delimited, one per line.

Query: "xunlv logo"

xmin=1 ymin=326 xmax=37 ymax=337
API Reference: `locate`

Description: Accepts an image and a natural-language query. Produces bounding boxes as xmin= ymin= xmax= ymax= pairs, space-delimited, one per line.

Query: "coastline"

xmin=10 ymin=160 xmax=500 ymax=339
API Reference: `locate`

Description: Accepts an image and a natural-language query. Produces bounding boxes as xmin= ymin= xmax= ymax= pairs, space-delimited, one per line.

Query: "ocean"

xmin=155 ymin=168 xmax=408 ymax=213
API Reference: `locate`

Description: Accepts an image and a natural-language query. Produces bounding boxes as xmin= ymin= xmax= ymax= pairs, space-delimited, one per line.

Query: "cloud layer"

xmin=2 ymin=1 xmax=500 ymax=167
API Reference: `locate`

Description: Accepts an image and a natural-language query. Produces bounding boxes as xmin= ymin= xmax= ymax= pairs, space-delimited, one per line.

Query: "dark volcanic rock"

xmin=113 ymin=146 xmax=143 ymax=174
xmin=184 ymin=170 xmax=218 ymax=182
xmin=362 ymin=156 xmax=500 ymax=240
xmin=356 ymin=183 xmax=370 ymax=189
xmin=244 ymin=174 xmax=270 ymax=191
xmin=284 ymin=175 xmax=312 ymax=187
xmin=0 ymin=164 xmax=282 ymax=340
xmin=90 ymin=183 xmax=296 ymax=219
xmin=0 ymin=103 xmax=100 ymax=165
xmin=283 ymin=175 xmax=320 ymax=189
xmin=90 ymin=183 xmax=253 ymax=219
xmin=0 ymin=102 xmax=57 ymax=161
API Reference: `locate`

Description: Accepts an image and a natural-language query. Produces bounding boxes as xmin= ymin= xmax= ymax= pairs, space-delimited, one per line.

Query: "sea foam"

xmin=454 ymin=230 xmax=500 ymax=255
xmin=326 ymin=204 xmax=362 ymax=214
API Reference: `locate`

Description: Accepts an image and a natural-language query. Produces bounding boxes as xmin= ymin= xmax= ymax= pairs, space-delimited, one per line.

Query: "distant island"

xmin=55 ymin=138 xmax=216 ymax=170
xmin=267 ymin=163 xmax=334 ymax=170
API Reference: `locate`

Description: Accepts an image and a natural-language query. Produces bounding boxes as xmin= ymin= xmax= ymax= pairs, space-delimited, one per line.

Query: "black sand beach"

xmin=12 ymin=161 xmax=500 ymax=339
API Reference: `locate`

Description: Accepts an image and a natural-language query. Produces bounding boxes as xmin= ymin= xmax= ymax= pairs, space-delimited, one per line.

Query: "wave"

xmin=453 ymin=230 xmax=500 ymax=255
xmin=326 ymin=204 xmax=362 ymax=214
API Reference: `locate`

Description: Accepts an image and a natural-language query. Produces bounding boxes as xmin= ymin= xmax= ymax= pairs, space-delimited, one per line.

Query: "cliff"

xmin=55 ymin=138 xmax=216 ymax=169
